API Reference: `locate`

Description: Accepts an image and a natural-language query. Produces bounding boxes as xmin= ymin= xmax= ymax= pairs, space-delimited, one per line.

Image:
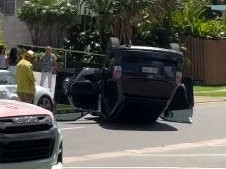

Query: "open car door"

xmin=160 ymin=77 xmax=194 ymax=123
xmin=54 ymin=65 xmax=101 ymax=121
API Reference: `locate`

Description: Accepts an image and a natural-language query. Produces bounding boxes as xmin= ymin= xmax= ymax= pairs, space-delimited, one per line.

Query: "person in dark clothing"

xmin=0 ymin=45 xmax=7 ymax=69
xmin=7 ymin=47 xmax=20 ymax=75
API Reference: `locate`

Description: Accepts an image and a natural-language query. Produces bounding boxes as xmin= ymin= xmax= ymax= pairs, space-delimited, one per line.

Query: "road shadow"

xmin=57 ymin=114 xmax=178 ymax=131
xmin=84 ymin=116 xmax=178 ymax=131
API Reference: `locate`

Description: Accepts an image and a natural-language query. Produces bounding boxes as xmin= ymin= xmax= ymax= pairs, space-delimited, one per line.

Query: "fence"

xmin=15 ymin=44 xmax=105 ymax=71
xmin=183 ymin=36 xmax=226 ymax=85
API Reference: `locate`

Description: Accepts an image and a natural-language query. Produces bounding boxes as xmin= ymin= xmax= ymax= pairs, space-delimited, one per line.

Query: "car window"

xmin=0 ymin=73 xmax=16 ymax=85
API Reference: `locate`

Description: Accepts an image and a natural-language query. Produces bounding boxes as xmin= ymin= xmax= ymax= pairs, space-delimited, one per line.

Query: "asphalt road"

xmin=56 ymin=101 xmax=226 ymax=169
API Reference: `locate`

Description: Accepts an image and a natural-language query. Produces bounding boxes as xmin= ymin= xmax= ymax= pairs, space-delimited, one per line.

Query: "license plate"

xmin=142 ymin=67 xmax=158 ymax=74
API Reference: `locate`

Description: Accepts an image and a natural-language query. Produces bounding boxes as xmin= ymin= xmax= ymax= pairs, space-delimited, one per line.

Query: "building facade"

xmin=0 ymin=0 xmax=32 ymax=46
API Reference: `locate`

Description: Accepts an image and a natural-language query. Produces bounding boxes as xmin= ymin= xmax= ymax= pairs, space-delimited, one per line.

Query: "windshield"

xmin=0 ymin=73 xmax=16 ymax=85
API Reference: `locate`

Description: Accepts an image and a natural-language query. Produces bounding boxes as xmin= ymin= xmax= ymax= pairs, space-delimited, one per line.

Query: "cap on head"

xmin=26 ymin=50 xmax=34 ymax=58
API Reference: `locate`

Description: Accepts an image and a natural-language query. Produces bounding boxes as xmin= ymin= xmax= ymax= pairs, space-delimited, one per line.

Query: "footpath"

xmin=195 ymin=96 xmax=226 ymax=103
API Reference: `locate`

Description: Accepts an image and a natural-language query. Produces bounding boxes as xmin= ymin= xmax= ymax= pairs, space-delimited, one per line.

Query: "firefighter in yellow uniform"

xmin=16 ymin=50 xmax=36 ymax=104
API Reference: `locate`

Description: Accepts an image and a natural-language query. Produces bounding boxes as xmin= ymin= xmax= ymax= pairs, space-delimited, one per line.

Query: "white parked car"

xmin=0 ymin=70 xmax=54 ymax=111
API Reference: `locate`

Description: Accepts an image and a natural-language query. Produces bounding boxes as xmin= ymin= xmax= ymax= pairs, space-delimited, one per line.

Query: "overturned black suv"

xmin=54 ymin=37 xmax=194 ymax=124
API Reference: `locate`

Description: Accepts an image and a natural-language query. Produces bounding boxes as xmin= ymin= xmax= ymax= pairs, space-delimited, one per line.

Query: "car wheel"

xmin=37 ymin=95 xmax=53 ymax=111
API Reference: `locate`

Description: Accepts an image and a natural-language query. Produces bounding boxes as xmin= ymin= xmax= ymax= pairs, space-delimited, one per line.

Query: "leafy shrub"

xmin=172 ymin=0 xmax=226 ymax=40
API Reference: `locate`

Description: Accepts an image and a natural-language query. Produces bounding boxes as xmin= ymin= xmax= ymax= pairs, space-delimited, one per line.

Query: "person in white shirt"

xmin=40 ymin=46 xmax=57 ymax=91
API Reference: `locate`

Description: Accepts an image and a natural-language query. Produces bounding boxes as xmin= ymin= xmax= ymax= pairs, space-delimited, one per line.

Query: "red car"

xmin=0 ymin=99 xmax=63 ymax=169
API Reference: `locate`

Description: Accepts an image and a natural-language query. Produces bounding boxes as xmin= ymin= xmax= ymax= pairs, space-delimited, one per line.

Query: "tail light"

xmin=175 ymin=71 xmax=182 ymax=84
xmin=113 ymin=66 xmax=122 ymax=80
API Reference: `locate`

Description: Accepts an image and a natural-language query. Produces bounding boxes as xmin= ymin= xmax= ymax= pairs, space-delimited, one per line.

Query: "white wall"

xmin=2 ymin=15 xmax=32 ymax=46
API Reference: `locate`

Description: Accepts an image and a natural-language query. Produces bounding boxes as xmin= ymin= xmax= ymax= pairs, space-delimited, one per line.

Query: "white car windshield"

xmin=0 ymin=74 xmax=16 ymax=85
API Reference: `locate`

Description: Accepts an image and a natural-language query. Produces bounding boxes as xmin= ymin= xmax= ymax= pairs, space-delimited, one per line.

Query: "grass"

xmin=194 ymin=86 xmax=226 ymax=97
xmin=56 ymin=104 xmax=73 ymax=109
xmin=194 ymin=86 xmax=226 ymax=92
xmin=54 ymin=104 xmax=75 ymax=112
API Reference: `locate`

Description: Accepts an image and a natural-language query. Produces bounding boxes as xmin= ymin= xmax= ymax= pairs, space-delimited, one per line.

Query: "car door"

xmin=54 ymin=67 xmax=101 ymax=121
xmin=160 ymin=77 xmax=194 ymax=123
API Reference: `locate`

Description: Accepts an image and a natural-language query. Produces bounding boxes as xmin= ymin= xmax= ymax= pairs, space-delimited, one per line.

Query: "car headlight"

xmin=0 ymin=90 xmax=7 ymax=96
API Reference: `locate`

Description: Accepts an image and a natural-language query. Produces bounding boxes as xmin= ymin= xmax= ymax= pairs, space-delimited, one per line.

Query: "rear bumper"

xmin=123 ymin=95 xmax=168 ymax=113
xmin=120 ymin=77 xmax=176 ymax=100
xmin=123 ymin=94 xmax=168 ymax=103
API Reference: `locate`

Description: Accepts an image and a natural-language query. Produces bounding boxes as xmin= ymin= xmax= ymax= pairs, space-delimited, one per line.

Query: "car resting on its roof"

xmin=54 ymin=37 xmax=194 ymax=124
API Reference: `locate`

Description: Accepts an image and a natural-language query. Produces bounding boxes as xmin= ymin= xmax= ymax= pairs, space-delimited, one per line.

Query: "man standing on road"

xmin=16 ymin=50 xmax=36 ymax=104
xmin=40 ymin=46 xmax=57 ymax=92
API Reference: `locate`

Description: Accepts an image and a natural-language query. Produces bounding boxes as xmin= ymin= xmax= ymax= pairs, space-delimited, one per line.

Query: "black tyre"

xmin=37 ymin=95 xmax=54 ymax=111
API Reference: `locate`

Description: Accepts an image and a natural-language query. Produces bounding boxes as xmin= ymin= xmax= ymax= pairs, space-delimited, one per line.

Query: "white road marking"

xmin=60 ymin=126 xmax=85 ymax=131
xmin=117 ymin=153 xmax=226 ymax=157
xmin=211 ymin=144 xmax=226 ymax=147
xmin=64 ymin=138 xmax=226 ymax=163
xmin=64 ymin=167 xmax=226 ymax=169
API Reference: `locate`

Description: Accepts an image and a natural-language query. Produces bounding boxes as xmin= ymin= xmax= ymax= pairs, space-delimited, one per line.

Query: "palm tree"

xmin=78 ymin=0 xmax=114 ymax=45
xmin=111 ymin=0 xmax=142 ymax=44
xmin=77 ymin=0 xmax=151 ymax=44
xmin=76 ymin=0 xmax=185 ymax=45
